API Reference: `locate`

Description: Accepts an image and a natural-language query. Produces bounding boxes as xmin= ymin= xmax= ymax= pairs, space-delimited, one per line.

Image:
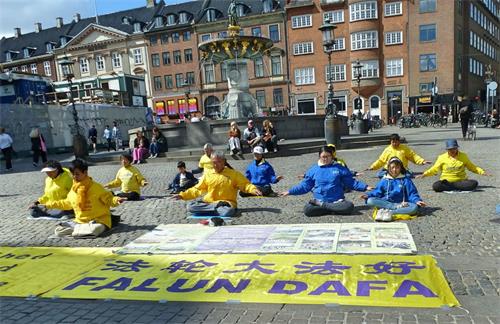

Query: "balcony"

xmin=320 ymin=0 xmax=345 ymax=7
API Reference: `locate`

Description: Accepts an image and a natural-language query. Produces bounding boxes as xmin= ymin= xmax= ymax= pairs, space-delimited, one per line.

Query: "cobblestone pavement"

xmin=1 ymin=125 xmax=499 ymax=323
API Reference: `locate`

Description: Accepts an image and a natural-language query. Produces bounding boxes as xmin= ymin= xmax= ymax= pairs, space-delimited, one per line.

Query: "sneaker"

xmin=264 ymin=148 xmax=269 ymax=153
xmin=273 ymin=148 xmax=278 ymax=152
xmin=375 ymin=208 xmax=386 ymax=221
xmin=132 ymin=160 xmax=138 ymax=164
xmin=381 ymin=209 xmax=393 ymax=222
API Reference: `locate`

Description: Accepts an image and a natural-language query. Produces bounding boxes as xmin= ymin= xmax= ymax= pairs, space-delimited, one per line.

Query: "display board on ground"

xmin=115 ymin=223 xmax=417 ymax=255
xmin=0 ymin=247 xmax=458 ymax=308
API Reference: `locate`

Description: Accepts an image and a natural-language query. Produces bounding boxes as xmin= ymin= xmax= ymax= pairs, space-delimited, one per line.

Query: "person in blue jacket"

xmin=281 ymin=146 xmax=371 ymax=217
xmin=360 ymin=157 xmax=427 ymax=222
xmin=168 ymin=161 xmax=198 ymax=194
xmin=241 ymin=146 xmax=283 ymax=197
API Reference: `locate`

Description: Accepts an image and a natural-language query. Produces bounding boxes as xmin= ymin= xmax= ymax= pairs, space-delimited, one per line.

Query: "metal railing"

xmin=44 ymin=87 xmax=128 ymax=106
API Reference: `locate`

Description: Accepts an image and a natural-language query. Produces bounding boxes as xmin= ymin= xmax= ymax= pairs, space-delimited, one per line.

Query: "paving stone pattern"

xmin=0 ymin=125 xmax=499 ymax=323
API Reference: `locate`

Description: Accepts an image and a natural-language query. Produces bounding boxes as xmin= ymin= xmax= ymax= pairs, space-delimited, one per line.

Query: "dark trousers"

xmin=116 ymin=191 xmax=141 ymax=201
xmin=432 ymin=179 xmax=478 ymax=192
xmin=171 ymin=179 xmax=198 ymax=194
xmin=1 ymin=147 xmax=13 ymax=169
xmin=303 ymin=200 xmax=354 ymax=217
xmin=33 ymin=149 xmax=47 ymax=164
xmin=460 ymin=118 xmax=470 ymax=138
xmin=106 ymin=139 xmax=115 ymax=151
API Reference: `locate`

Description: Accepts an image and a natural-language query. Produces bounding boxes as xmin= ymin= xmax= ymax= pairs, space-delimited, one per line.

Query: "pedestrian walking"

xmin=29 ymin=126 xmax=48 ymax=167
xmin=0 ymin=127 xmax=14 ymax=171
xmin=459 ymin=100 xmax=472 ymax=140
xmin=88 ymin=125 xmax=98 ymax=154
xmin=112 ymin=121 xmax=123 ymax=151
xmin=102 ymin=125 xmax=115 ymax=152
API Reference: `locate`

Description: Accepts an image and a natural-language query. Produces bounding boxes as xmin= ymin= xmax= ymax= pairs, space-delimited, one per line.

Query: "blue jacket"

xmin=245 ymin=159 xmax=278 ymax=187
xmin=169 ymin=171 xmax=198 ymax=191
xmin=367 ymin=174 xmax=422 ymax=204
xmin=289 ymin=162 xmax=368 ymax=202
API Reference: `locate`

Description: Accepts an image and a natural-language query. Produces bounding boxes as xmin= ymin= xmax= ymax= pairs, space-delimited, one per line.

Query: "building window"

xmin=167 ymin=14 xmax=176 ymax=25
xmin=326 ymin=64 xmax=346 ymax=82
xmin=183 ymin=30 xmax=191 ymax=41
xmin=150 ymin=35 xmax=158 ymax=45
xmin=151 ymin=53 xmax=160 ymax=67
xmin=385 ymin=31 xmax=403 ymax=45
xmin=351 ymin=30 xmax=378 ymax=50
xmin=333 ymin=38 xmax=345 ymax=51
xmin=172 ymin=32 xmax=180 ymax=42
xmin=96 ymin=55 xmax=105 ymax=71
xmin=179 ymin=12 xmax=188 ymax=24
xmin=133 ymin=22 xmax=142 ymax=33
xmin=43 ymin=61 xmax=51 ymax=76
xmin=173 ymin=50 xmax=181 ymax=64
xmin=80 ymin=57 xmax=89 ymax=73
xmin=236 ymin=4 xmax=247 ymax=17
xmin=155 ymin=16 xmax=163 ymax=27
xmin=206 ymin=9 xmax=217 ymax=22
xmin=30 ymin=63 xmax=37 ymax=74
xmin=112 ymin=52 xmax=121 ymax=68
xmin=162 ymin=52 xmax=170 ymax=65
xmin=201 ymin=34 xmax=211 ymax=42
xmin=419 ymin=24 xmax=436 ymax=42
xmin=256 ymin=90 xmax=266 ymax=108
xmin=153 ymin=76 xmax=162 ymax=90
xmin=46 ymin=43 xmax=54 ymax=53
xmin=292 ymin=15 xmax=312 ymax=29
xmin=386 ymin=58 xmax=403 ymax=77
xmin=21 ymin=65 xmax=28 ymax=72
xmin=60 ymin=36 xmax=67 ymax=46
xmin=167 ymin=100 xmax=176 ymax=115
xmin=164 ymin=75 xmax=173 ymax=88
xmin=271 ymin=55 xmax=282 ymax=75
xmin=161 ymin=33 xmax=168 ymax=44
xmin=221 ymin=62 xmax=228 ymax=81
xmin=273 ymin=88 xmax=283 ymax=106
xmin=297 ymin=98 xmax=315 ymax=114
xmin=184 ymin=49 xmax=193 ymax=62
xmin=252 ymin=27 xmax=262 ymax=37
xmin=5 ymin=52 xmax=12 ymax=62
xmin=350 ymin=1 xmax=377 ymax=22
xmin=218 ymin=31 xmax=228 ymax=38
xmin=384 ymin=1 xmax=402 ymax=16
xmin=269 ymin=24 xmax=280 ymax=42
xmin=23 ymin=48 xmax=30 ymax=58
xmin=352 ymin=60 xmax=379 ymax=78
xmin=324 ymin=10 xmax=344 ymax=24
xmin=175 ymin=73 xmax=184 ymax=88
xmin=370 ymin=96 xmax=380 ymax=110
xmin=295 ymin=67 xmax=315 ymax=85
xmin=419 ymin=53 xmax=437 ymax=71
xmin=186 ymin=71 xmax=195 ymax=85
xmin=263 ymin=0 xmax=273 ymax=13
xmin=419 ymin=82 xmax=433 ymax=93
xmin=254 ymin=57 xmax=264 ymax=77
xmin=293 ymin=42 xmax=314 ymax=55
xmin=133 ymin=48 xmax=143 ymax=64
xmin=419 ymin=0 xmax=436 ymax=13
xmin=204 ymin=64 xmax=215 ymax=83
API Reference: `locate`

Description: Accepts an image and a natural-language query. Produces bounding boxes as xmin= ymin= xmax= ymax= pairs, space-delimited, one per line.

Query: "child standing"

xmin=168 ymin=161 xmax=198 ymax=194
xmin=105 ymin=154 xmax=148 ymax=200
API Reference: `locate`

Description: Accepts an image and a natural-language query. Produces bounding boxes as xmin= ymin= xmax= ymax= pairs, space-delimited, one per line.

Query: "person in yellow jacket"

xmin=173 ymin=151 xmax=262 ymax=217
xmin=191 ymin=143 xmax=214 ymax=175
xmin=45 ymin=159 xmax=126 ymax=237
xmin=367 ymin=133 xmax=431 ymax=177
xmin=416 ymin=139 xmax=491 ymax=192
xmin=104 ymin=154 xmax=148 ymax=201
xmin=28 ymin=160 xmax=73 ymax=218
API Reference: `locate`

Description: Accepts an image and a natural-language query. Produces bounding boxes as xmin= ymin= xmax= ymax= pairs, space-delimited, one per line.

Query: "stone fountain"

xmin=198 ymin=0 xmax=274 ymax=119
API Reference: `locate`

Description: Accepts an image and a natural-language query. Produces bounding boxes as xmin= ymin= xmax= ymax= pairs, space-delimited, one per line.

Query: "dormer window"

xmin=154 ymin=16 xmax=163 ymax=27
xmin=179 ymin=12 xmax=188 ymax=24
xmin=166 ymin=14 xmax=176 ymax=25
xmin=206 ymin=9 xmax=217 ymax=22
xmin=23 ymin=48 xmax=30 ymax=58
xmin=122 ymin=16 xmax=131 ymax=25
xmin=133 ymin=22 xmax=142 ymax=33
xmin=237 ymin=5 xmax=246 ymax=17
xmin=46 ymin=42 xmax=55 ymax=53
xmin=60 ymin=36 xmax=68 ymax=46
xmin=263 ymin=0 xmax=273 ymax=13
xmin=5 ymin=52 xmax=12 ymax=62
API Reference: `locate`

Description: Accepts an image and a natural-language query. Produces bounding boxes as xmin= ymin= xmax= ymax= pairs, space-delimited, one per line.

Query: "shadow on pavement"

xmin=103 ymin=224 xmax=157 ymax=236
xmin=419 ymin=206 xmax=442 ymax=216
xmin=239 ymin=207 xmax=282 ymax=214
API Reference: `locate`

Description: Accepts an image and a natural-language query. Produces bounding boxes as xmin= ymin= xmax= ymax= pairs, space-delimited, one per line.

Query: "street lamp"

xmin=353 ymin=59 xmax=363 ymax=119
xmin=318 ymin=20 xmax=341 ymax=146
xmin=59 ymin=56 xmax=88 ymax=158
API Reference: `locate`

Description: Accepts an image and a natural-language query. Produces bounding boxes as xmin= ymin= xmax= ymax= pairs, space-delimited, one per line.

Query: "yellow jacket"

xmin=179 ymin=167 xmax=257 ymax=208
xmin=105 ymin=165 xmax=146 ymax=194
xmin=46 ymin=179 xmax=119 ymax=228
xmin=198 ymin=154 xmax=214 ymax=173
xmin=423 ymin=151 xmax=485 ymax=182
xmin=370 ymin=144 xmax=425 ymax=170
xmin=38 ymin=168 xmax=73 ymax=204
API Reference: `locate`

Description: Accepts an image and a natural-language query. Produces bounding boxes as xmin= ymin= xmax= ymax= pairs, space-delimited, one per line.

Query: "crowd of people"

xmin=25 ymin=130 xmax=491 ymax=238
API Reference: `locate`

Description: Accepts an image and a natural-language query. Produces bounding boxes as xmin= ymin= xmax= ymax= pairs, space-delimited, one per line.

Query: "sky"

xmin=0 ymin=0 xmax=190 ymax=39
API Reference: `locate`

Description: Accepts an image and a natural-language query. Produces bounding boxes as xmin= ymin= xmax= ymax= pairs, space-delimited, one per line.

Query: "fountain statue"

xmin=198 ymin=0 xmax=274 ymax=119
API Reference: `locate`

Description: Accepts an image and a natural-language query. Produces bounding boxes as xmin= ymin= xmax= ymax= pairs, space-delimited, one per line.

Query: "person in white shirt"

xmin=102 ymin=125 xmax=115 ymax=152
xmin=0 ymin=127 xmax=14 ymax=171
xmin=112 ymin=121 xmax=123 ymax=151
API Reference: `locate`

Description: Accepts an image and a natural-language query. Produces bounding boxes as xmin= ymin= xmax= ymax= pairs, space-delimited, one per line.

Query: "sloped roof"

xmin=196 ymin=0 xmax=282 ymax=24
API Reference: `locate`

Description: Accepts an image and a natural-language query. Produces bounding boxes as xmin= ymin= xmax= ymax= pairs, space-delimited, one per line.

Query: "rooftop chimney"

xmin=56 ymin=17 xmax=63 ymax=28
xmin=14 ymin=28 xmax=21 ymax=38
xmin=35 ymin=22 xmax=42 ymax=33
xmin=146 ymin=0 xmax=156 ymax=8
xmin=73 ymin=13 xmax=81 ymax=22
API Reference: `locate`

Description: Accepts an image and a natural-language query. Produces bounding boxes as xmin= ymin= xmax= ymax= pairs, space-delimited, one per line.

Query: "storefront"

xmin=154 ymin=96 xmax=199 ymax=123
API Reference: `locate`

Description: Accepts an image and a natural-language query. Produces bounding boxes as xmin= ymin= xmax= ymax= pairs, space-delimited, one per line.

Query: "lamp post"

xmin=484 ymin=64 xmax=494 ymax=114
xmin=318 ymin=20 xmax=341 ymax=146
xmin=59 ymin=56 xmax=88 ymax=158
xmin=353 ymin=59 xmax=363 ymax=119
xmin=351 ymin=59 xmax=367 ymax=134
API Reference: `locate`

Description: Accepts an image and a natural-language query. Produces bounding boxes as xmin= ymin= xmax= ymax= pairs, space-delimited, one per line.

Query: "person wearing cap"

xmin=104 ymin=154 xmax=148 ymax=201
xmin=28 ymin=160 xmax=73 ymax=218
xmin=45 ymin=159 xmax=126 ymax=237
xmin=361 ymin=157 xmax=426 ymax=222
xmin=167 ymin=161 xmax=198 ymax=194
xmin=192 ymin=143 xmax=215 ymax=175
xmin=281 ymin=146 xmax=371 ymax=217
xmin=417 ymin=139 xmax=490 ymax=192
xmin=241 ymin=146 xmax=283 ymax=197
xmin=173 ymin=151 xmax=262 ymax=217
xmin=243 ymin=119 xmax=262 ymax=150
xmin=367 ymin=133 xmax=431 ymax=178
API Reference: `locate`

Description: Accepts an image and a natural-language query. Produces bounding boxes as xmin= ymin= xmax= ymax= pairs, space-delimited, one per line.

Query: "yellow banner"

xmin=0 ymin=247 xmax=459 ymax=308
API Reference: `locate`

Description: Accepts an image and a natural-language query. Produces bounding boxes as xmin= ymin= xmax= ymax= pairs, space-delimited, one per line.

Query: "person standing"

xmin=112 ymin=122 xmax=123 ymax=151
xmin=29 ymin=126 xmax=48 ymax=168
xmin=459 ymin=100 xmax=472 ymax=140
xmin=102 ymin=125 xmax=115 ymax=152
xmin=0 ymin=127 xmax=14 ymax=172
xmin=88 ymin=125 xmax=98 ymax=154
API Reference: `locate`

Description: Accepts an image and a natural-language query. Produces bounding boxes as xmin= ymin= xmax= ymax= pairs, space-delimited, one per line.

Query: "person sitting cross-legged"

xmin=104 ymin=154 xmax=148 ymax=201
xmin=281 ymin=146 xmax=371 ymax=217
xmin=173 ymin=151 xmax=262 ymax=217
xmin=192 ymin=143 xmax=214 ymax=175
xmin=240 ymin=146 xmax=283 ymax=197
xmin=45 ymin=159 xmax=126 ymax=238
xmin=168 ymin=161 xmax=198 ymax=194
xmin=416 ymin=139 xmax=491 ymax=192
xmin=361 ymin=157 xmax=426 ymax=222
